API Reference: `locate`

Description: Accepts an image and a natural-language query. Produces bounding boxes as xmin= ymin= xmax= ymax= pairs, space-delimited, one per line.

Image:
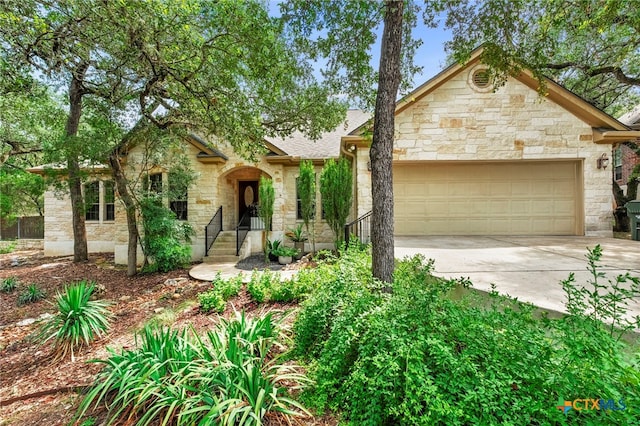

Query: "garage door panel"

xmin=394 ymin=161 xmax=579 ymax=236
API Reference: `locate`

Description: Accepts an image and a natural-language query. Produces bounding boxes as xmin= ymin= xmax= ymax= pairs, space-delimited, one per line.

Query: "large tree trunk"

xmin=66 ymin=68 xmax=88 ymax=262
xmin=109 ymin=152 xmax=139 ymax=276
xmin=371 ymin=0 xmax=403 ymax=285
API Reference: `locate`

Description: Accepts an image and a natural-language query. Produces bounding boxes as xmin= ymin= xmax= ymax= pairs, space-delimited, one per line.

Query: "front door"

xmin=238 ymin=180 xmax=259 ymax=221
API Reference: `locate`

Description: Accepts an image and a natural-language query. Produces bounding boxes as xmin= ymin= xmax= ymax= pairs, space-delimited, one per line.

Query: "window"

xmin=148 ymin=173 xmax=163 ymax=193
xmin=169 ymin=173 xmax=188 ymax=220
xmin=104 ymin=181 xmax=115 ymax=221
xmin=84 ymin=180 xmax=115 ymax=222
xmin=85 ymin=181 xmax=100 ymax=221
xmin=614 ymin=147 xmax=623 ymax=181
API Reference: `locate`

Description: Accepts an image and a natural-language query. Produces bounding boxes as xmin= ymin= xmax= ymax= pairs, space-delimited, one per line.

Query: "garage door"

xmin=393 ymin=161 xmax=581 ymax=235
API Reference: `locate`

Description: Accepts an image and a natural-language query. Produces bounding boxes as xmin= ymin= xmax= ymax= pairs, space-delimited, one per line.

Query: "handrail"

xmin=344 ymin=210 xmax=372 ymax=245
xmin=235 ymin=209 xmax=252 ymax=256
xmin=205 ymin=206 xmax=223 ymax=256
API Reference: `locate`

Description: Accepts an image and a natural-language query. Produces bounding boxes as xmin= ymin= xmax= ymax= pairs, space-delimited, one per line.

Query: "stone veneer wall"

xmin=43 ymin=181 xmax=116 ymax=257
xmin=355 ymin=66 xmax=612 ymax=237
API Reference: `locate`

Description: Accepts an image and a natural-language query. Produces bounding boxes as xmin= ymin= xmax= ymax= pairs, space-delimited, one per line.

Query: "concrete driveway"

xmin=394 ymin=236 xmax=640 ymax=318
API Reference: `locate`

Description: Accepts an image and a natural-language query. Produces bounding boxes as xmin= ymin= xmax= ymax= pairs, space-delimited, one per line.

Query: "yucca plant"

xmin=1 ymin=276 xmax=18 ymax=293
xmin=39 ymin=280 xmax=112 ymax=361
xmin=17 ymin=283 xmax=46 ymax=305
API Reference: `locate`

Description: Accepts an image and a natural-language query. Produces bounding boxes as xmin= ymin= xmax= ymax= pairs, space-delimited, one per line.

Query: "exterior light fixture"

xmin=597 ymin=153 xmax=610 ymax=170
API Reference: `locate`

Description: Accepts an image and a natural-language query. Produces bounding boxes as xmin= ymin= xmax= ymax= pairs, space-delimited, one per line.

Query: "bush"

xmin=39 ymin=280 xmax=112 ymax=360
xmin=245 ymin=269 xmax=318 ymax=304
xmin=1 ymin=276 xmax=18 ymax=293
xmin=198 ymin=273 xmax=243 ymax=313
xmin=76 ymin=311 xmax=309 ymax=426
xmin=293 ymin=247 xmax=640 ymax=425
xmin=17 ymin=283 xmax=45 ymax=305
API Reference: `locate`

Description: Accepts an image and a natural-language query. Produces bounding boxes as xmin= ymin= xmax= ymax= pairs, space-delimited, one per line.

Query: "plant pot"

xmin=278 ymin=255 xmax=293 ymax=265
xmin=294 ymin=242 xmax=305 ymax=259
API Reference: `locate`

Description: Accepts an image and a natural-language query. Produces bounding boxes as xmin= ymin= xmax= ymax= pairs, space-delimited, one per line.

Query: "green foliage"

xmin=293 ymin=247 xmax=640 ymax=425
xmin=266 ymin=238 xmax=282 ymax=261
xmin=0 ymin=241 xmax=17 ymax=254
xmin=1 ymin=276 xmax=17 ymax=292
xmin=198 ymin=273 xmax=243 ymax=314
xmin=139 ymin=195 xmax=194 ymax=273
xmin=76 ymin=311 xmax=309 ymax=426
xmin=320 ymin=158 xmax=353 ymax=250
xmin=0 ymin=167 xmax=45 ymax=220
xmin=259 ymin=176 xmax=275 ymax=262
xmin=285 ymin=223 xmax=307 ymax=242
xmin=17 ymin=283 xmax=45 ymax=305
xmin=38 ymin=280 xmax=112 ymax=360
xmin=271 ymin=246 xmax=298 ymax=258
xmin=298 ymin=160 xmax=316 ymax=251
xmin=246 ymin=269 xmax=317 ymax=304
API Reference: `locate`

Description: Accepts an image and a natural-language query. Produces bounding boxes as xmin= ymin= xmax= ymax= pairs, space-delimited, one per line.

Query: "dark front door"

xmin=238 ymin=180 xmax=259 ymax=221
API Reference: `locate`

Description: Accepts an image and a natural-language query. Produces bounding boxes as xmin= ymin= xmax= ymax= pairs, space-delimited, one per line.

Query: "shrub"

xmin=0 ymin=241 xmax=17 ymax=254
xmin=319 ymin=157 xmax=352 ymax=249
xmin=76 ymin=311 xmax=309 ymax=426
xmin=1 ymin=276 xmax=18 ymax=293
xmin=17 ymin=283 xmax=45 ymax=305
xmin=198 ymin=273 xmax=243 ymax=313
xmin=38 ymin=280 xmax=112 ymax=360
xmin=293 ymin=247 xmax=640 ymax=425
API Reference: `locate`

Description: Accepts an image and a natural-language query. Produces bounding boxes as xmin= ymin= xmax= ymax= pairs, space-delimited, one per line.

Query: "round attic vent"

xmin=472 ymin=69 xmax=491 ymax=88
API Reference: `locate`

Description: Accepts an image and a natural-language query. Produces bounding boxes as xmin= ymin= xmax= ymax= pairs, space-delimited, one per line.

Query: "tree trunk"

xmin=65 ymin=68 xmax=88 ymax=262
xmin=371 ymin=0 xmax=403 ymax=285
xmin=109 ymin=152 xmax=139 ymax=276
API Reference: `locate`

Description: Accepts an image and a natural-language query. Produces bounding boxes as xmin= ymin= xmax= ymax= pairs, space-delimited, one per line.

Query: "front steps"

xmin=203 ymin=231 xmax=239 ymax=263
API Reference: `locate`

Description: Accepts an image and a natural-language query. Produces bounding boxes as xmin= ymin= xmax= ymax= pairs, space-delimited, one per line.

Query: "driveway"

xmin=394 ymin=236 xmax=640 ymax=319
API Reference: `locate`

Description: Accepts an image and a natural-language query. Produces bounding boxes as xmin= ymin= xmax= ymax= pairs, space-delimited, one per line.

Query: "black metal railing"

xmin=205 ymin=206 xmax=223 ymax=256
xmin=344 ymin=211 xmax=372 ymax=245
xmin=235 ymin=210 xmax=252 ymax=256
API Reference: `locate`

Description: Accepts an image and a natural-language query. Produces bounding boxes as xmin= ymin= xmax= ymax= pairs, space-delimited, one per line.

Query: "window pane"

xmin=170 ymin=200 xmax=188 ymax=220
xmin=85 ymin=181 xmax=99 ymax=221
xmin=104 ymin=181 xmax=115 ymax=221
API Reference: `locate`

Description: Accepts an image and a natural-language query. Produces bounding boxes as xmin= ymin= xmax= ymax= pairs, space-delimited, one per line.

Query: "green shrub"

xmin=197 ymin=273 xmax=243 ymax=313
xmin=293 ymin=247 xmax=640 ymax=425
xmin=17 ymin=283 xmax=45 ymax=305
xmin=76 ymin=311 xmax=309 ymax=426
xmin=139 ymin=195 xmax=194 ymax=273
xmin=1 ymin=276 xmax=18 ymax=293
xmin=0 ymin=241 xmax=17 ymax=254
xmin=38 ymin=280 xmax=112 ymax=360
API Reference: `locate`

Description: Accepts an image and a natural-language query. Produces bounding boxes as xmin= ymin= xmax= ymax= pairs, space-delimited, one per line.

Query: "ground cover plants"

xmin=293 ymin=245 xmax=640 ymax=425
xmin=76 ymin=311 xmax=308 ymax=425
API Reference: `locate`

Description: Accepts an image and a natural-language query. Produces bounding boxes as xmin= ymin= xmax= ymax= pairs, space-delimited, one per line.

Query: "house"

xmin=615 ymin=106 xmax=640 ymax=194
xmin=33 ymin=48 xmax=640 ymax=264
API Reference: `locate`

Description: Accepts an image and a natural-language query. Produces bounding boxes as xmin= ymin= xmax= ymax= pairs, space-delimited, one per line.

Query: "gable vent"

xmin=472 ymin=69 xmax=491 ymax=88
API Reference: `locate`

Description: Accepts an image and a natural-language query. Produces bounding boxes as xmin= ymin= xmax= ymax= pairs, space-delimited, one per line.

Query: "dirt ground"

xmin=0 ymin=250 xmax=329 ymax=426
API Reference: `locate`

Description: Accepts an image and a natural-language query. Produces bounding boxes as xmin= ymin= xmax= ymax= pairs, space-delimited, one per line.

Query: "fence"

xmin=0 ymin=216 xmax=44 ymax=240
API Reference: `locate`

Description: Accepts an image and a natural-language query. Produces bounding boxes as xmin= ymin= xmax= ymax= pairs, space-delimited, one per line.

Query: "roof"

xmin=267 ymin=109 xmax=371 ymax=158
xmin=619 ymin=105 xmax=640 ymax=127
xmin=27 ymin=161 xmax=110 ymax=175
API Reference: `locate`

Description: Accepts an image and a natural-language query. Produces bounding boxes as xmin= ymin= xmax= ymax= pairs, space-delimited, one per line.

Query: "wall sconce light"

xmin=597 ymin=153 xmax=609 ymax=170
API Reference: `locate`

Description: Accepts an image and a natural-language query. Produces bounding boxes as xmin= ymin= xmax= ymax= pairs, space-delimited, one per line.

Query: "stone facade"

xmin=354 ymin=64 xmax=614 ymax=237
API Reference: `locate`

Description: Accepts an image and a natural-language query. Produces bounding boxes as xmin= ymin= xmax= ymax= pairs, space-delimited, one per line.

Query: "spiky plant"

xmin=39 ymin=280 xmax=111 ymax=360
xmin=1 ymin=276 xmax=18 ymax=293
xmin=17 ymin=283 xmax=46 ymax=305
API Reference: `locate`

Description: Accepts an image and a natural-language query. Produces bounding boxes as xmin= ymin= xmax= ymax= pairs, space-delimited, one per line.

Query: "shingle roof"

xmin=266 ymin=109 xmax=371 ymax=158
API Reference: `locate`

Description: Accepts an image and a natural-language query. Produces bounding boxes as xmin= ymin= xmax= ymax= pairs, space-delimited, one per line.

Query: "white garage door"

xmin=393 ymin=161 xmax=581 ymax=235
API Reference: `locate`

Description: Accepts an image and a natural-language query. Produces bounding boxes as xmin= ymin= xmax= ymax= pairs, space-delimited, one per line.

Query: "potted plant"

xmin=266 ymin=238 xmax=282 ymax=262
xmin=286 ymin=224 xmax=307 ymax=259
xmin=271 ymin=246 xmax=298 ymax=265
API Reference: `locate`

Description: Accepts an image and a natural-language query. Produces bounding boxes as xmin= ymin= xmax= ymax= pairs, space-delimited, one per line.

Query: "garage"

xmin=393 ymin=161 xmax=582 ymax=236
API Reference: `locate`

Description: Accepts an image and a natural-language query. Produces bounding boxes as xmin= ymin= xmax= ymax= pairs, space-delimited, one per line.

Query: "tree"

xmin=298 ymin=160 xmax=317 ymax=253
xmin=320 ymin=158 xmax=353 ymax=251
xmin=258 ymin=176 xmax=275 ymax=263
xmin=1 ymin=0 xmax=346 ymax=268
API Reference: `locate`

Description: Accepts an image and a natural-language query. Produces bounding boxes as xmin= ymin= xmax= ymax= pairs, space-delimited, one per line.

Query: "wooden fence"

xmin=0 ymin=216 xmax=44 ymax=240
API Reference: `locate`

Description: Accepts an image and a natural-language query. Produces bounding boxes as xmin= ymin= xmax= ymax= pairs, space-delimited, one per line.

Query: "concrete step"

xmin=203 ymin=254 xmax=239 ymax=263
